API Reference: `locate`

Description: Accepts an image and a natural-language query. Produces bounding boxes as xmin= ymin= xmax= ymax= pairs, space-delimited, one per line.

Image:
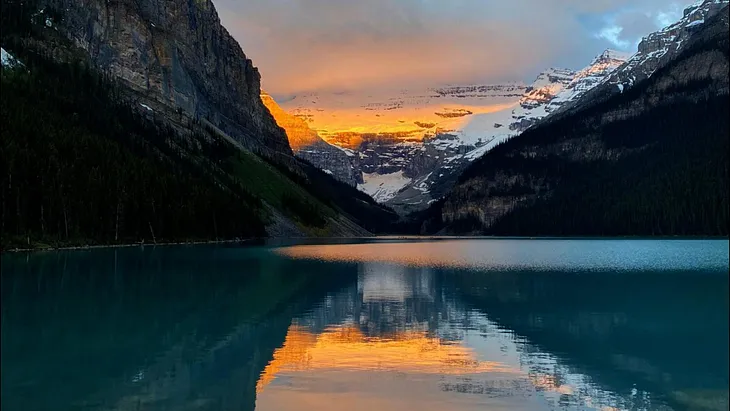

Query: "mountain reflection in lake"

xmin=1 ymin=239 xmax=728 ymax=411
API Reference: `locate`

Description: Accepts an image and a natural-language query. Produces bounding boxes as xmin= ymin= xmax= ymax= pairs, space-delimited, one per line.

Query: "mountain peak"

xmin=593 ymin=49 xmax=632 ymax=64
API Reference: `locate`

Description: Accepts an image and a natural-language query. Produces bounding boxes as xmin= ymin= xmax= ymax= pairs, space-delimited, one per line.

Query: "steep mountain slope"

xmin=415 ymin=4 xmax=729 ymax=236
xmin=1 ymin=0 xmax=400 ymax=247
xmin=260 ymin=92 xmax=362 ymax=186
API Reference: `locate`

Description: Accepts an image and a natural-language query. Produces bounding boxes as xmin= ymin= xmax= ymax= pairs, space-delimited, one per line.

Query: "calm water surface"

xmin=1 ymin=239 xmax=728 ymax=411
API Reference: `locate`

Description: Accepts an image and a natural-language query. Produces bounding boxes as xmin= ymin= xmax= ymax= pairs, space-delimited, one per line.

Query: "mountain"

xmin=413 ymin=1 xmax=729 ymax=236
xmin=1 ymin=0 xmax=399 ymax=248
xmin=276 ymin=50 xmax=628 ymax=214
xmin=26 ymin=0 xmax=294 ymax=161
xmin=554 ymin=0 xmax=729 ymax=119
xmin=260 ymin=92 xmax=362 ymax=186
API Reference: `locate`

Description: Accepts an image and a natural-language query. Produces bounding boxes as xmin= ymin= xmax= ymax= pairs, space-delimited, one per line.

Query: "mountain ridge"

xmin=412 ymin=3 xmax=729 ymax=236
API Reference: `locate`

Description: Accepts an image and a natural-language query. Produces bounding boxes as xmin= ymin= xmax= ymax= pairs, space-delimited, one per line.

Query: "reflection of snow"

xmin=359 ymin=263 xmax=434 ymax=303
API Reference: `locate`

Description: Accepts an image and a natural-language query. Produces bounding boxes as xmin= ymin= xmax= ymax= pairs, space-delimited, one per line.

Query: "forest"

xmin=1 ymin=47 xmax=271 ymax=249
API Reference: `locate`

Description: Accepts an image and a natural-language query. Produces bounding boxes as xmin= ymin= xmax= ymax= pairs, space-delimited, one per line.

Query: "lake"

xmin=1 ymin=239 xmax=728 ymax=411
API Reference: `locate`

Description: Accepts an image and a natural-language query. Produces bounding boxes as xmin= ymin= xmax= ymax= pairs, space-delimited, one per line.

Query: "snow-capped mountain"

xmin=615 ymin=0 xmax=728 ymax=86
xmin=556 ymin=0 xmax=729 ymax=118
xmin=273 ymin=49 xmax=629 ymax=213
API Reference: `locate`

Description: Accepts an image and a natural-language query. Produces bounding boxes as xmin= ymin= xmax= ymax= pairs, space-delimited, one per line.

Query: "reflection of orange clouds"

xmin=275 ymin=242 xmax=482 ymax=269
xmin=256 ymin=324 xmax=516 ymax=394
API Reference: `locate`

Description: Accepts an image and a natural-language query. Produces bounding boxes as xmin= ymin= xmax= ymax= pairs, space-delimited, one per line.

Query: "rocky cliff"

xmin=260 ymin=92 xmax=362 ymax=186
xmin=36 ymin=0 xmax=292 ymax=158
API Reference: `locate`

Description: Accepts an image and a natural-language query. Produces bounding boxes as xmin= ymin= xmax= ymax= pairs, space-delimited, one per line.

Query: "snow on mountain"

xmin=621 ymin=0 xmax=728 ymax=80
xmin=545 ymin=50 xmax=630 ymax=113
xmin=556 ymin=0 xmax=728 ymax=117
xmin=1 ymin=48 xmax=23 ymax=68
xmin=274 ymin=49 xmax=630 ymax=212
xmin=358 ymin=171 xmax=412 ymax=203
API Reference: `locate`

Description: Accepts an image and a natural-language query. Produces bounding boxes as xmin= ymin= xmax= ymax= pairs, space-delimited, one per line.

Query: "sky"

xmin=213 ymin=0 xmax=694 ymax=96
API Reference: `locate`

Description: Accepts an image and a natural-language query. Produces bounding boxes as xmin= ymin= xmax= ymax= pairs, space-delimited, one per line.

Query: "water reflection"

xmin=1 ymin=240 xmax=728 ymax=411
xmin=260 ymin=240 xmax=728 ymax=411
xmin=277 ymin=239 xmax=729 ymax=272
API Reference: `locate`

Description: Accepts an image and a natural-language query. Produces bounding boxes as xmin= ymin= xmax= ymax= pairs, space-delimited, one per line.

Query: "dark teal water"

xmin=1 ymin=239 xmax=728 ymax=411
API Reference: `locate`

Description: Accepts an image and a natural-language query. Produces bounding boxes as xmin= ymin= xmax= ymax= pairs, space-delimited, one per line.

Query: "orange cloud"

xmin=215 ymin=0 xmax=687 ymax=95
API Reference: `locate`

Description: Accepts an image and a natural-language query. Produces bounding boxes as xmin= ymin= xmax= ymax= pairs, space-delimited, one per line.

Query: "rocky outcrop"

xmin=38 ymin=0 xmax=291 ymax=158
xmin=260 ymin=92 xmax=362 ymax=186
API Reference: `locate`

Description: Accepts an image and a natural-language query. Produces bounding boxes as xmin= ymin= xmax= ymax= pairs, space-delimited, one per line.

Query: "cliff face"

xmin=260 ymin=92 xmax=362 ymax=186
xmin=39 ymin=0 xmax=291 ymax=157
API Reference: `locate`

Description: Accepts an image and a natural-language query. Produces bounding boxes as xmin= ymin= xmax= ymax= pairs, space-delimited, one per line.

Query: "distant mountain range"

xmin=272 ymin=49 xmax=629 ymax=212
xmin=266 ymin=0 xmax=728 ymax=217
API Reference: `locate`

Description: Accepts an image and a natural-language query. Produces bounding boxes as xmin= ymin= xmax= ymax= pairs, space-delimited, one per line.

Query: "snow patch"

xmin=686 ymin=19 xmax=704 ymax=27
xmin=358 ymin=171 xmax=412 ymax=203
xmin=323 ymin=169 xmax=333 ymax=175
xmin=1 ymin=48 xmax=23 ymax=68
xmin=140 ymin=103 xmax=153 ymax=112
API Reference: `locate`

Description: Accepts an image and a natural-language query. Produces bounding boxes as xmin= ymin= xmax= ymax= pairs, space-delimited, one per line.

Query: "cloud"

xmin=595 ymin=2 xmax=684 ymax=50
xmin=212 ymin=0 xmax=695 ymax=95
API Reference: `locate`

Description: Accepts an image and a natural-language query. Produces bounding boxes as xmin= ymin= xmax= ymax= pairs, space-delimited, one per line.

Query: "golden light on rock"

xmin=261 ymin=92 xmax=324 ymax=151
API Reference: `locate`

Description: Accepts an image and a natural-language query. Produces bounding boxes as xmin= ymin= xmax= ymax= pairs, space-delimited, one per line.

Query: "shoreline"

xmin=1 ymin=238 xmax=255 ymax=254
xmin=3 ymin=234 xmax=727 ymax=254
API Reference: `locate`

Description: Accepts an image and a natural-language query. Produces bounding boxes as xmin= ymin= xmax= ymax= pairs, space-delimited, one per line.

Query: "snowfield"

xmin=358 ymin=171 xmax=412 ymax=203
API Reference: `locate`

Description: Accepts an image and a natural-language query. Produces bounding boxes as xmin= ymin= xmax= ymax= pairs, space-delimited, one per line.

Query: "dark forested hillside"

xmin=416 ymin=7 xmax=729 ymax=236
xmin=1 ymin=50 xmax=270 ymax=248
xmin=0 ymin=49 xmax=397 ymax=250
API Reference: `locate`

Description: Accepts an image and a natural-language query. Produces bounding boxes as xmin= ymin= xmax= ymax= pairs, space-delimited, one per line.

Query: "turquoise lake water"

xmin=2 ymin=239 xmax=728 ymax=410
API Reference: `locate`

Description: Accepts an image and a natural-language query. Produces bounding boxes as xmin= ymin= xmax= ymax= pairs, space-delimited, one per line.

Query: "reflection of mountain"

xmin=443 ymin=268 xmax=730 ymax=410
xmin=3 ymin=243 xmax=727 ymax=411
xmin=0 ymin=247 xmax=360 ymax=411
xmin=296 ymin=263 xmax=443 ymax=338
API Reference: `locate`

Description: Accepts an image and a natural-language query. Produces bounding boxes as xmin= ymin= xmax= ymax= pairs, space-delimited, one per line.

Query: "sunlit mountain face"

xmin=278 ymin=85 xmax=526 ymax=145
xmin=265 ymin=50 xmax=628 ymax=211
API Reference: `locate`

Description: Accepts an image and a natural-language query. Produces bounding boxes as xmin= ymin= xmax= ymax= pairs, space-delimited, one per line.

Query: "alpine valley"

xmin=263 ymin=0 xmax=728 ymax=217
xmin=273 ymin=50 xmax=629 ymax=213
xmin=1 ymin=0 xmax=728 ymax=247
